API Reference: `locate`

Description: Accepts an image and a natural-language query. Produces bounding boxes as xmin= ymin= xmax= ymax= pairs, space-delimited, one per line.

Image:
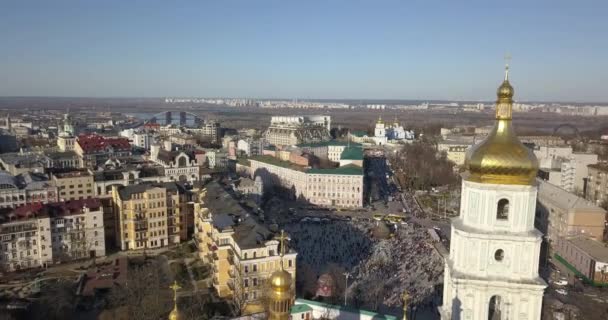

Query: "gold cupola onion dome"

xmin=463 ymin=64 xmax=539 ymax=186
xmin=267 ymin=230 xmax=294 ymax=320
xmin=168 ymin=281 xmax=183 ymax=320
xmin=377 ymin=115 xmax=384 ymax=124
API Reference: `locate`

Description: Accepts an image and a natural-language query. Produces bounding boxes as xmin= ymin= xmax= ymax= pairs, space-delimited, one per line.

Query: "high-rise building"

xmin=193 ymin=182 xmax=296 ymax=313
xmin=440 ymin=66 xmax=546 ymax=320
xmin=112 ymin=182 xmax=191 ymax=251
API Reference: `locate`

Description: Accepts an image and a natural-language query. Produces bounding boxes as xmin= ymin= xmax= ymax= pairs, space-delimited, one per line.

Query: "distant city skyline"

xmin=1 ymin=1 xmax=607 ymax=102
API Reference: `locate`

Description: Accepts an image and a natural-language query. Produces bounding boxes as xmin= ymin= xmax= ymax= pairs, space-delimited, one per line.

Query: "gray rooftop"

xmin=203 ymin=181 xmax=271 ymax=249
xmin=537 ymin=179 xmax=605 ymax=213
xmin=568 ymin=236 xmax=608 ymax=262
xmin=117 ymin=182 xmax=183 ymax=200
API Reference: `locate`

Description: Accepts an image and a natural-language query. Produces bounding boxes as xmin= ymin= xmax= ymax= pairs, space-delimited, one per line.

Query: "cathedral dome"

xmin=463 ymin=66 xmax=538 ymax=186
xmin=168 ymin=308 xmax=182 ymax=320
xmin=269 ymin=269 xmax=292 ymax=292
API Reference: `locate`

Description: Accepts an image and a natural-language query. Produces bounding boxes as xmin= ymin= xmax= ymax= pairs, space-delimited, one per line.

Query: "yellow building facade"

xmin=193 ymin=182 xmax=297 ymax=313
xmin=112 ymin=182 xmax=189 ymax=251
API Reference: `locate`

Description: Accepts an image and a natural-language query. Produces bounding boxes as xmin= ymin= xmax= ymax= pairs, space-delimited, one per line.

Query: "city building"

xmin=93 ymin=165 xmax=167 ymax=197
xmin=536 ymin=179 xmax=606 ymax=243
xmin=0 ymin=171 xmax=58 ymax=209
xmin=234 ymin=176 xmax=264 ymax=204
xmin=437 ymin=141 xmax=473 ymax=167
xmin=50 ymin=168 xmax=95 ymax=201
xmin=0 ymin=198 xmax=105 ymax=272
xmin=193 ymin=181 xmax=297 ymax=312
xmin=244 ymin=154 xmax=364 ymax=208
xmin=74 ymin=134 xmax=132 ymax=168
xmin=120 ymin=128 xmax=156 ymax=150
xmin=554 ymin=236 xmax=608 ymax=285
xmin=111 ymin=182 xmax=191 ymax=251
xmin=373 ymin=117 xmax=387 ymax=145
xmin=586 ymin=163 xmax=608 ymax=206
xmin=0 ymin=152 xmax=51 ymax=175
xmin=297 ymin=141 xmax=362 ymax=163
xmin=150 ymin=143 xmax=204 ymax=182
xmin=264 ymin=116 xmax=331 ymax=147
xmin=440 ymin=66 xmax=546 ymax=319
xmin=237 ymin=138 xmax=267 ymax=157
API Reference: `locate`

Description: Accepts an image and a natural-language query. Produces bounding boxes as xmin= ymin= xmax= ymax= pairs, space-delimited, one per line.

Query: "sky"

xmin=1 ymin=0 xmax=607 ymax=102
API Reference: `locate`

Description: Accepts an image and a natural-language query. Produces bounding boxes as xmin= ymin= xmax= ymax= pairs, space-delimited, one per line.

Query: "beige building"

xmin=437 ymin=141 xmax=472 ymax=166
xmin=51 ymin=169 xmax=95 ymax=201
xmin=112 ymin=182 xmax=191 ymax=251
xmin=587 ymin=163 xmax=608 ymax=206
xmin=554 ymin=236 xmax=608 ymax=285
xmin=193 ymin=182 xmax=296 ymax=312
xmin=264 ymin=116 xmax=331 ymax=147
xmin=0 ymin=199 xmax=105 ymax=272
xmin=246 ymin=156 xmax=364 ymax=208
xmin=536 ymin=179 xmax=606 ymax=242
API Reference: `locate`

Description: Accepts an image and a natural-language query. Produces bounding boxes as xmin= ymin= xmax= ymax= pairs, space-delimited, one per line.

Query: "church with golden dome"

xmin=439 ymin=64 xmax=547 ymax=320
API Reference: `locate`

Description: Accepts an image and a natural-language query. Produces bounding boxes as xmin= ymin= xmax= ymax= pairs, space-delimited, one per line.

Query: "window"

xmin=497 ymin=199 xmax=509 ymax=220
xmin=288 ymin=259 xmax=293 ymax=268
xmin=494 ymin=249 xmax=504 ymax=261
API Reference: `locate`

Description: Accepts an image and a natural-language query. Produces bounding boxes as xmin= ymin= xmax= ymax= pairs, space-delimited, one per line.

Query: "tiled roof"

xmin=77 ymin=134 xmax=131 ymax=154
xmin=0 ymin=198 xmax=102 ymax=222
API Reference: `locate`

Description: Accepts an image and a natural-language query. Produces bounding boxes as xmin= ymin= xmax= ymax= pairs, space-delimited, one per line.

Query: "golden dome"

xmin=463 ymin=65 xmax=539 ymax=186
xmin=269 ymin=268 xmax=292 ymax=292
xmin=168 ymin=307 xmax=182 ymax=320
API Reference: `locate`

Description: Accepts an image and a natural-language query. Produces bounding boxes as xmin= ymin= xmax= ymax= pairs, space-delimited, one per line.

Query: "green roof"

xmin=306 ymin=164 xmax=363 ymax=175
xmin=340 ymin=147 xmax=363 ymax=160
xmin=297 ymin=140 xmax=362 ymax=148
xmin=248 ymin=155 xmax=307 ymax=172
xmin=290 ymin=304 xmax=313 ymax=314
xmin=350 ymin=130 xmax=369 ymax=137
xmin=294 ymin=298 xmax=397 ymax=320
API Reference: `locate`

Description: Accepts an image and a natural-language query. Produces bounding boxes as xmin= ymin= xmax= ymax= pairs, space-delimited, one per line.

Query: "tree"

xmin=107 ymin=258 xmax=173 ymax=320
xmin=390 ymin=142 xmax=459 ymax=191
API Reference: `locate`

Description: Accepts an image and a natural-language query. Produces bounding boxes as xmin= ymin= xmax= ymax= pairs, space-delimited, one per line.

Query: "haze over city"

xmin=1 ymin=2 xmax=608 ymax=320
xmin=2 ymin=0 xmax=608 ymax=102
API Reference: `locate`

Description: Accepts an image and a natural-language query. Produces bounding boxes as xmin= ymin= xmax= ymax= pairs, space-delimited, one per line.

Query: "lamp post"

xmin=343 ymin=272 xmax=351 ymax=305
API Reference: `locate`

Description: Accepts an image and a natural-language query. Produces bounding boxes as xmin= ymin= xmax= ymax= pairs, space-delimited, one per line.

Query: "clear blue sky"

xmin=1 ymin=0 xmax=607 ymax=102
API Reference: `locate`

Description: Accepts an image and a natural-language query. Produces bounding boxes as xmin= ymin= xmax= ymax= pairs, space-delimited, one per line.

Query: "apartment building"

xmin=536 ymin=179 xmax=606 ymax=242
xmin=193 ymin=181 xmax=297 ymax=310
xmin=264 ymin=116 xmax=331 ymax=147
xmin=245 ymin=155 xmax=364 ymax=208
xmin=587 ymin=163 xmax=608 ymax=206
xmin=0 ymin=171 xmax=58 ymax=209
xmin=51 ymin=168 xmax=95 ymax=201
xmin=111 ymin=182 xmax=191 ymax=251
xmin=74 ymin=134 xmax=131 ymax=168
xmin=0 ymin=199 xmax=105 ymax=272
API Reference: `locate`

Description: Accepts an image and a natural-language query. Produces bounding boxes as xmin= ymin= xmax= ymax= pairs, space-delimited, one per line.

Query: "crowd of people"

xmin=284 ymin=217 xmax=444 ymax=312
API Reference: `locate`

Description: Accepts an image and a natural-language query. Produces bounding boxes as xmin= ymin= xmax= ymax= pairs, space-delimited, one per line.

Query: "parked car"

xmin=555 ymin=289 xmax=568 ymax=295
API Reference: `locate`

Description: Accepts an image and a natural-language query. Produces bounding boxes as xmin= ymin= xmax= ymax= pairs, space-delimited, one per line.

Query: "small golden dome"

xmin=168 ymin=307 xmax=182 ymax=320
xmin=463 ymin=65 xmax=539 ymax=186
xmin=497 ymin=79 xmax=514 ymax=100
xmin=269 ymin=269 xmax=292 ymax=292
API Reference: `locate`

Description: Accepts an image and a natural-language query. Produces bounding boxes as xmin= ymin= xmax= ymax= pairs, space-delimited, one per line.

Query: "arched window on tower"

xmin=497 ymin=199 xmax=509 ymax=220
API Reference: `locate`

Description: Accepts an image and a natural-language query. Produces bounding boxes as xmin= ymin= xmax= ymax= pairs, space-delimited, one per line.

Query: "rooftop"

xmin=117 ymin=182 xmax=183 ymax=200
xmin=340 ymin=146 xmax=364 ymax=161
xmin=0 ymin=198 xmax=102 ymax=223
xmin=77 ymin=134 xmax=131 ymax=154
xmin=307 ymin=164 xmax=364 ymax=175
xmin=537 ymin=179 xmax=605 ymax=213
xmin=0 ymin=152 xmax=50 ymax=168
xmin=51 ymin=169 xmax=91 ymax=179
xmin=567 ymin=236 xmax=608 ymax=262
xmin=79 ymin=257 xmax=128 ymax=297
xmin=203 ymin=181 xmax=272 ymax=249
xmin=248 ymin=155 xmax=308 ymax=172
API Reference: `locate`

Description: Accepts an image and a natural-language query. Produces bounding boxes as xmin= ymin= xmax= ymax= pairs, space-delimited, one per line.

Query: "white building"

xmin=0 ymin=198 xmax=105 ymax=272
xmin=264 ymin=116 xmax=331 ymax=147
xmin=440 ymin=68 xmax=545 ymax=320
xmin=373 ymin=117 xmax=387 ymax=145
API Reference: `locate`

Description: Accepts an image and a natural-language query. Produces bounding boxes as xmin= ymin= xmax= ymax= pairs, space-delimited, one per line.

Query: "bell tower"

xmin=439 ymin=64 xmax=546 ymax=320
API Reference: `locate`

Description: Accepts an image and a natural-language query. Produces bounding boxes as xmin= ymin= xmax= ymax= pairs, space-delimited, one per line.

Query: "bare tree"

xmin=108 ymin=258 xmax=173 ymax=320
